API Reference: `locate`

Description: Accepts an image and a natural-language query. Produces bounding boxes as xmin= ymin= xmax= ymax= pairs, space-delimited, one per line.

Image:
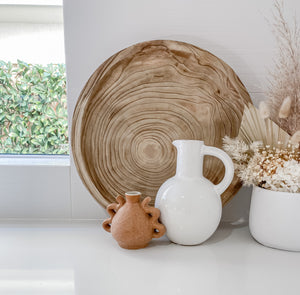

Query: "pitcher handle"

xmin=202 ymin=145 xmax=234 ymax=195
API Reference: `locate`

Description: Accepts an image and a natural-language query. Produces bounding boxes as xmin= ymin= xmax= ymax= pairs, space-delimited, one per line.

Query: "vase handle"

xmin=142 ymin=197 xmax=166 ymax=238
xmin=202 ymin=145 xmax=234 ymax=195
xmin=102 ymin=195 xmax=125 ymax=233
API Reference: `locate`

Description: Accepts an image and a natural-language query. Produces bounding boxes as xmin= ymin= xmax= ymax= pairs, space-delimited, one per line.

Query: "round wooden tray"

xmin=72 ymin=40 xmax=252 ymax=207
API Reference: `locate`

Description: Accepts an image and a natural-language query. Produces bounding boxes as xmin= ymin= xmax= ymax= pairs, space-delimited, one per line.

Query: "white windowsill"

xmin=0 ymin=155 xmax=70 ymax=166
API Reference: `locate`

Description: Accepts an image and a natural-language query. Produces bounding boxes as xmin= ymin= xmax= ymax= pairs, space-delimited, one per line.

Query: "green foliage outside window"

xmin=0 ymin=60 xmax=68 ymax=154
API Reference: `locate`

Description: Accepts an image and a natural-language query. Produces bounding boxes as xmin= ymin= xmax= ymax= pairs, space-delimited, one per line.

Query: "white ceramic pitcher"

xmin=155 ymin=140 xmax=234 ymax=245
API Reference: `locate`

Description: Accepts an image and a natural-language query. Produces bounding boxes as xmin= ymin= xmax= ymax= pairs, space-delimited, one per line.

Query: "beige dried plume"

xmin=291 ymin=130 xmax=300 ymax=145
xmin=278 ymin=96 xmax=292 ymax=118
xmin=265 ymin=0 xmax=300 ymax=136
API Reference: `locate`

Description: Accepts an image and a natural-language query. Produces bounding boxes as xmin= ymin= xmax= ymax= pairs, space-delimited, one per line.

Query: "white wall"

xmin=63 ymin=0 xmax=299 ymax=220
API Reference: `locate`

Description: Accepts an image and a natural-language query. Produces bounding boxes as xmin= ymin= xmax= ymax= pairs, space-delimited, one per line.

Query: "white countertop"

xmin=0 ymin=220 xmax=299 ymax=295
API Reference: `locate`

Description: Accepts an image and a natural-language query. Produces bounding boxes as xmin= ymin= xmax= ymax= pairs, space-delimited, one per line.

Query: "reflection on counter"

xmin=0 ymin=269 xmax=75 ymax=295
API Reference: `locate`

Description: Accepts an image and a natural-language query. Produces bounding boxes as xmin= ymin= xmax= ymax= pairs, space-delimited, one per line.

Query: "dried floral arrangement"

xmin=223 ymin=105 xmax=300 ymax=193
xmin=223 ymin=1 xmax=300 ymax=193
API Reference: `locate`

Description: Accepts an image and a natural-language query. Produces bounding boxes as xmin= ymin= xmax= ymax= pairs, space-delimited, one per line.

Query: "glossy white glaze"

xmin=156 ymin=140 xmax=234 ymax=245
xmin=249 ymin=186 xmax=300 ymax=251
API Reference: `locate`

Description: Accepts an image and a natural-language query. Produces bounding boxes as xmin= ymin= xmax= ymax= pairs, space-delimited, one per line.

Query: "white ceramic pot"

xmin=155 ymin=140 xmax=234 ymax=246
xmin=249 ymin=186 xmax=300 ymax=251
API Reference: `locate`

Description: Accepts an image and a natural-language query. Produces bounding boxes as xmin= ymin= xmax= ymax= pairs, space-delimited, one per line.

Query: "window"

xmin=0 ymin=1 xmax=72 ymax=219
xmin=0 ymin=0 xmax=68 ymax=155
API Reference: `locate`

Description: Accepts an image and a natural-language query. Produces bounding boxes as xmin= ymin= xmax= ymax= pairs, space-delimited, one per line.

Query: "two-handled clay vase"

xmin=155 ymin=140 xmax=234 ymax=246
xmin=102 ymin=191 xmax=166 ymax=249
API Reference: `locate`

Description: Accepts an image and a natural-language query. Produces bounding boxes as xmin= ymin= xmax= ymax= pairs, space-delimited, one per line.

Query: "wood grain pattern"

xmin=72 ymin=40 xmax=252 ymax=208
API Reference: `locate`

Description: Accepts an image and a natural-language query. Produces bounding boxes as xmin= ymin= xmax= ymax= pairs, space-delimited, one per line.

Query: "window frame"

xmin=0 ymin=2 xmax=103 ymax=219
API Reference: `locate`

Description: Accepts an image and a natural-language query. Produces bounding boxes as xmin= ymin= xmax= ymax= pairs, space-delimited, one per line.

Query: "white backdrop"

xmin=63 ymin=0 xmax=299 ymax=220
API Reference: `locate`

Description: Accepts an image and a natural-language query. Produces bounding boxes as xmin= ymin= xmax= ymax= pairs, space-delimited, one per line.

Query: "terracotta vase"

xmin=102 ymin=191 xmax=166 ymax=249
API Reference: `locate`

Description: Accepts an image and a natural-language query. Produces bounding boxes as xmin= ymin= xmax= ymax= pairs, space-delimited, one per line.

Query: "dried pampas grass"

xmin=266 ymin=0 xmax=300 ymax=136
xmin=223 ymin=0 xmax=300 ymax=193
